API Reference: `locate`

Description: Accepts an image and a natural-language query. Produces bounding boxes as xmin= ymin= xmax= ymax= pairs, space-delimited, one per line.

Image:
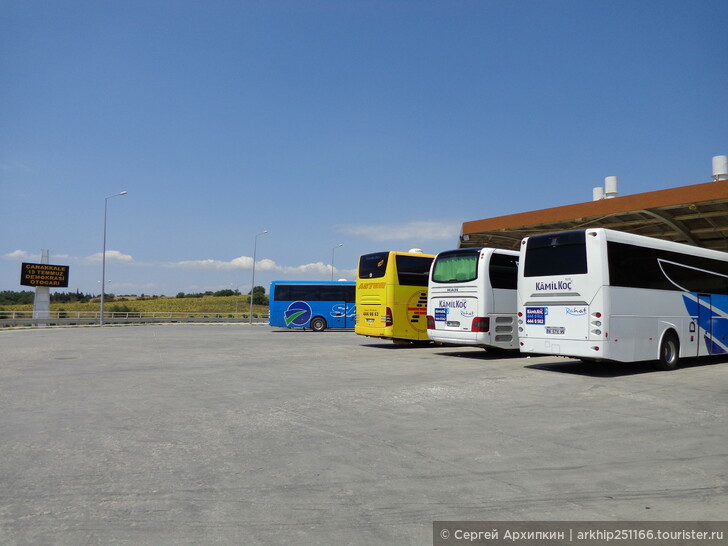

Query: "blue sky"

xmin=2 ymin=0 xmax=727 ymax=296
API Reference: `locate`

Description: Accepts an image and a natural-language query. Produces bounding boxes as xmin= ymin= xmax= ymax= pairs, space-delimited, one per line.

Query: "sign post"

xmin=34 ymin=250 xmax=50 ymax=322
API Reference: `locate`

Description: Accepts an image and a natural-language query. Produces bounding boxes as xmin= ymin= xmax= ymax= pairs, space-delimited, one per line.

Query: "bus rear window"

xmin=359 ymin=252 xmax=389 ymax=279
xmin=432 ymin=250 xmax=480 ymax=283
xmin=524 ymin=231 xmax=588 ymax=277
xmin=396 ymin=255 xmax=434 ymax=286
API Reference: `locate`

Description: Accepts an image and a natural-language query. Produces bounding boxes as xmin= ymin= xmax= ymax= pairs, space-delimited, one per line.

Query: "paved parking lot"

xmin=1 ymin=325 xmax=726 ymax=545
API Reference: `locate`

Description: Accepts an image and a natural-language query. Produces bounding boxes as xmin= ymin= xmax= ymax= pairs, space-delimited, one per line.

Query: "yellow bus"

xmin=355 ymin=250 xmax=435 ymax=343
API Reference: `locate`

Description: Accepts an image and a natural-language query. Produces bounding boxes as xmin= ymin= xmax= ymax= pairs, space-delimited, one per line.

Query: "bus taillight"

xmin=591 ymin=312 xmax=603 ymax=335
xmin=472 ymin=317 xmax=490 ymax=332
xmin=384 ymin=307 xmax=393 ymax=327
xmin=426 ymin=315 xmax=435 ymax=330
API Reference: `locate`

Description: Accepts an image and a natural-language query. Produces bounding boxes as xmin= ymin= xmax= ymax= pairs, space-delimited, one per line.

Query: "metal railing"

xmin=0 ymin=310 xmax=270 ymax=328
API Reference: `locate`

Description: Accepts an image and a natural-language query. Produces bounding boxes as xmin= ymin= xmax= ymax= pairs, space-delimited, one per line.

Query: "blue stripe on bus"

xmin=682 ymin=293 xmax=728 ymax=355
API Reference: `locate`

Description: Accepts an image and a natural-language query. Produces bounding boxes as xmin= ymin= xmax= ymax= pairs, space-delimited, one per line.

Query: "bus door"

xmin=327 ymin=304 xmax=344 ymax=328
xmin=344 ymin=302 xmax=356 ymax=328
xmin=698 ymin=294 xmax=714 ymax=355
xmin=328 ymin=301 xmax=356 ymax=328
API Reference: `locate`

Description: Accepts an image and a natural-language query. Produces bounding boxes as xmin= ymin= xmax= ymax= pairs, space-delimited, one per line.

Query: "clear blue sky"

xmin=2 ymin=0 xmax=727 ymax=296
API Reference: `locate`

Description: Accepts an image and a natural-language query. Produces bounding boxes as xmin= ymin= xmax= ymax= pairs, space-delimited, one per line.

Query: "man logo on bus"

xmin=284 ymin=301 xmax=312 ymax=327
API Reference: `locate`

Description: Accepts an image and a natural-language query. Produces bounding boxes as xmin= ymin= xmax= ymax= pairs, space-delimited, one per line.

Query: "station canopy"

xmin=459 ymin=180 xmax=728 ymax=252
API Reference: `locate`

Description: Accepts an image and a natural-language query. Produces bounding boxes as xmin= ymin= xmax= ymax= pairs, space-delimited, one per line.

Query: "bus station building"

xmin=459 ymin=176 xmax=728 ymax=253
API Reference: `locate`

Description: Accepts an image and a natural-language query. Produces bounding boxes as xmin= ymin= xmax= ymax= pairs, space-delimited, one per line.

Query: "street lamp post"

xmin=331 ymin=243 xmax=343 ymax=280
xmin=100 ymin=191 xmax=128 ymax=325
xmin=249 ymin=230 xmax=269 ymax=324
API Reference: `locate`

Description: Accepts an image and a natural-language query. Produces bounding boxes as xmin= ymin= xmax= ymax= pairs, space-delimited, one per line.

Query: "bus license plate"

xmin=546 ymin=327 xmax=565 ymax=335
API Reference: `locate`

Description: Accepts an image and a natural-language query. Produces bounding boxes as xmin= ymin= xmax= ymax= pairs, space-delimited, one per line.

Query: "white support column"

xmin=33 ymin=249 xmax=51 ymax=325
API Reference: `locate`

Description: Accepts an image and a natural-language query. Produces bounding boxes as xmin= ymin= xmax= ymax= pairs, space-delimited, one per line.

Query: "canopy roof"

xmin=459 ymin=180 xmax=728 ymax=252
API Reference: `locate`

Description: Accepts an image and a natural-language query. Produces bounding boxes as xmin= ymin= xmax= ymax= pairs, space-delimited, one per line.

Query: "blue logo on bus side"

xmin=682 ymin=294 xmax=728 ymax=355
xmin=331 ymin=303 xmax=356 ymax=318
xmin=284 ymin=301 xmax=312 ymax=326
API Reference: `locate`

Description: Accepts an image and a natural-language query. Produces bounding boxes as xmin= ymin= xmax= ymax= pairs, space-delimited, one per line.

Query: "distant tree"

xmin=49 ymin=290 xmax=92 ymax=304
xmin=176 ymin=292 xmax=186 ymax=298
xmin=0 ymin=291 xmax=35 ymax=305
xmin=248 ymin=285 xmax=268 ymax=306
xmin=213 ymin=289 xmax=236 ymax=297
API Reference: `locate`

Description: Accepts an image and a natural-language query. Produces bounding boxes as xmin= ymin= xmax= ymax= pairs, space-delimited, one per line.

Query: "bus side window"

xmin=489 ymin=254 xmax=518 ymax=290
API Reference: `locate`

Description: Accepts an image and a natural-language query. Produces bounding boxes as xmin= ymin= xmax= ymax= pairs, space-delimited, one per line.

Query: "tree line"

xmin=175 ymin=286 xmax=268 ymax=305
xmin=0 ymin=290 xmax=96 ymax=305
xmin=0 ymin=287 xmax=269 ymax=306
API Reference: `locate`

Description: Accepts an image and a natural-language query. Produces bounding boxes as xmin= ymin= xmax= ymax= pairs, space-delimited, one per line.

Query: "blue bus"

xmin=269 ymin=281 xmax=356 ymax=332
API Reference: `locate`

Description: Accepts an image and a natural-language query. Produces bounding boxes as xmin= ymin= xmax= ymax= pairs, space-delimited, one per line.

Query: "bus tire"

xmin=658 ymin=331 xmax=680 ymax=371
xmin=310 ymin=317 xmax=327 ymax=332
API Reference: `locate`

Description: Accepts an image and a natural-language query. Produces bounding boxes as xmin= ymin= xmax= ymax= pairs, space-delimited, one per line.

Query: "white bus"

xmin=517 ymin=228 xmax=728 ymax=370
xmin=426 ymin=247 xmax=520 ymax=350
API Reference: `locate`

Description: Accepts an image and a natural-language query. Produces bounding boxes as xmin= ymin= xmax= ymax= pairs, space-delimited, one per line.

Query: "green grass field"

xmin=0 ymin=295 xmax=268 ymax=316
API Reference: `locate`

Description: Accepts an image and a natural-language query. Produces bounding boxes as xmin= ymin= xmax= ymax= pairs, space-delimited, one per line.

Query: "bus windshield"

xmin=359 ymin=252 xmax=389 ymax=279
xmin=432 ymin=250 xmax=480 ymax=283
xmin=524 ymin=230 xmax=588 ymax=277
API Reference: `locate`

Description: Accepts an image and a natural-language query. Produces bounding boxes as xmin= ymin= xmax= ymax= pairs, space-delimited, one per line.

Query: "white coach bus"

xmin=517 ymin=228 xmax=728 ymax=370
xmin=426 ymin=247 xmax=520 ymax=350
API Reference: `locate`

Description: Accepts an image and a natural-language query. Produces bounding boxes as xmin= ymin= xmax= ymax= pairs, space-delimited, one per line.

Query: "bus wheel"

xmin=310 ymin=317 xmax=327 ymax=332
xmin=658 ymin=332 xmax=680 ymax=371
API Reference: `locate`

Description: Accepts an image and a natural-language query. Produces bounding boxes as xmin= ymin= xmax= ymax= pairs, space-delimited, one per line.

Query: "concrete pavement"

xmin=1 ymin=325 xmax=726 ymax=544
